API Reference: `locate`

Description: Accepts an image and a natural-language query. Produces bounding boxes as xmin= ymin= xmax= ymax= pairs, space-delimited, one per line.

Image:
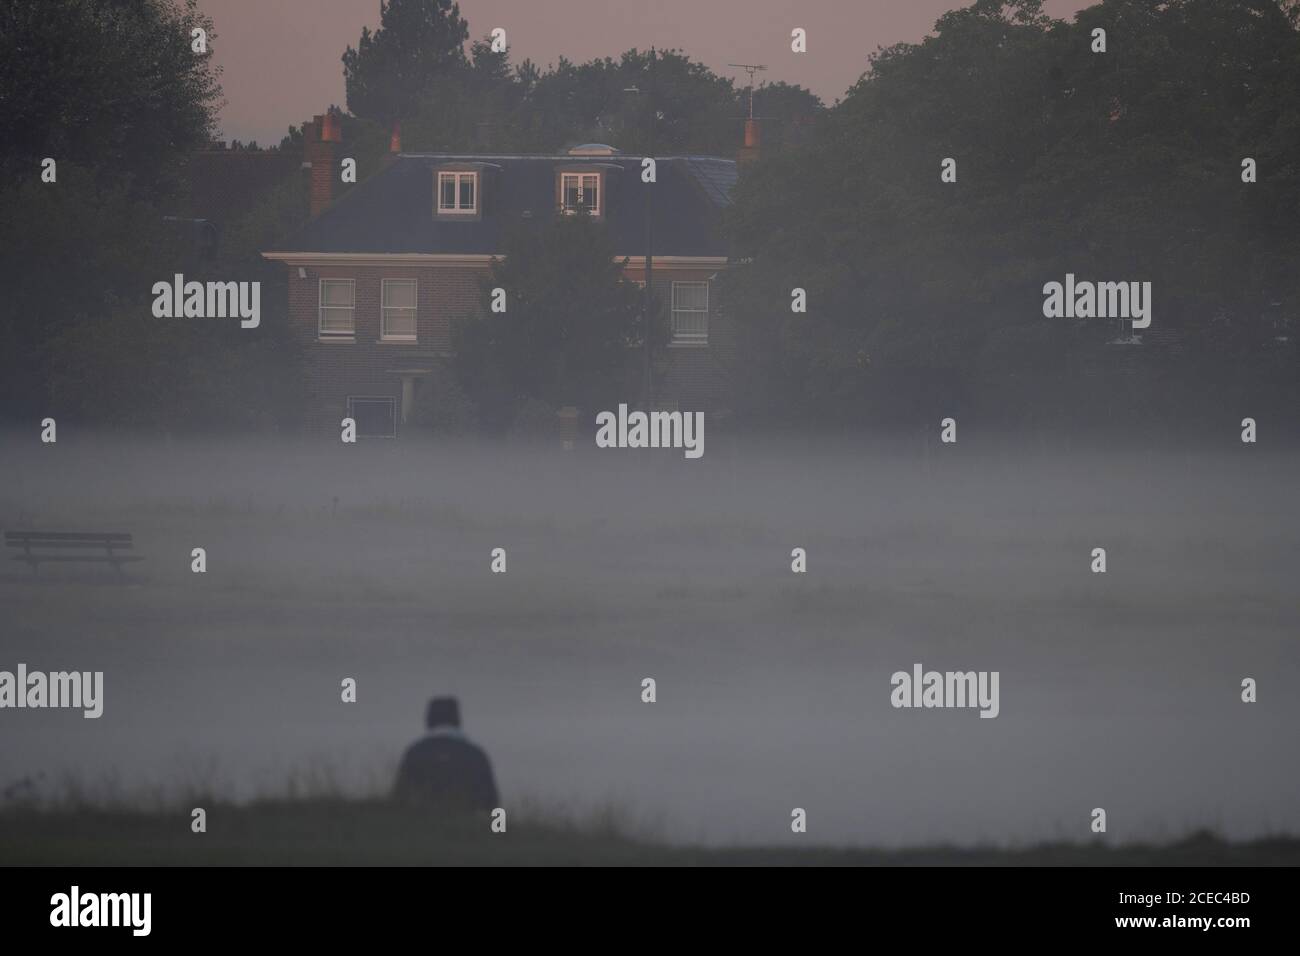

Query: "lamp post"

xmin=624 ymin=48 xmax=657 ymax=407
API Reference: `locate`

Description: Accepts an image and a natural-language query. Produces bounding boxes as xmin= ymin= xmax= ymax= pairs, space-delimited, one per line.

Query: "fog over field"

xmin=2 ymin=430 xmax=1297 ymax=847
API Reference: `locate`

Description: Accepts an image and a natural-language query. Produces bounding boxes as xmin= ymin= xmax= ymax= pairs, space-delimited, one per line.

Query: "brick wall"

xmin=287 ymin=263 xmax=484 ymax=433
xmin=284 ymin=260 xmax=734 ymax=433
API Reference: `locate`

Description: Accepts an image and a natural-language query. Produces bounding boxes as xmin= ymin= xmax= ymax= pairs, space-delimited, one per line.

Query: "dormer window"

xmin=437 ymin=170 xmax=477 ymax=215
xmin=560 ymin=172 xmax=600 ymax=216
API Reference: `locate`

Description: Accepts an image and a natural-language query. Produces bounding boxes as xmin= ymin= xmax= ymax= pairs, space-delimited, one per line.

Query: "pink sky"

xmin=200 ymin=0 xmax=1089 ymax=145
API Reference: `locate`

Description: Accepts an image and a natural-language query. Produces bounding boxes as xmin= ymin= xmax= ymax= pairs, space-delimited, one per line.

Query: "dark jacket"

xmin=393 ymin=728 xmax=498 ymax=811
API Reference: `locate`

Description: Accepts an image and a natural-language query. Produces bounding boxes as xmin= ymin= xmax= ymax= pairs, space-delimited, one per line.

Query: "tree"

xmin=746 ymin=81 xmax=824 ymax=152
xmin=518 ymin=49 xmax=739 ymax=155
xmin=383 ymin=42 xmax=779 ymax=156
xmin=342 ymin=0 xmax=470 ymax=123
xmin=337 ymin=3 xmax=816 ymax=158
xmin=0 ymin=0 xmax=224 ymax=422
xmin=722 ymin=0 xmax=1300 ymax=428
xmin=41 ymin=163 xmax=310 ymax=433
xmin=454 ymin=213 xmax=642 ymax=431
xmin=0 ymin=0 xmax=220 ymax=194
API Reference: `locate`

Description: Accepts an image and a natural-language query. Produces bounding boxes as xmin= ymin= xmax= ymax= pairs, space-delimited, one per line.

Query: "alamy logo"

xmin=890 ymin=663 xmax=1000 ymax=718
xmin=50 ymin=886 xmax=151 ymax=936
xmin=595 ymin=404 xmax=704 ymax=459
xmin=1042 ymin=273 xmax=1151 ymax=329
xmin=0 ymin=664 xmax=103 ymax=718
xmin=151 ymin=273 xmax=261 ymax=328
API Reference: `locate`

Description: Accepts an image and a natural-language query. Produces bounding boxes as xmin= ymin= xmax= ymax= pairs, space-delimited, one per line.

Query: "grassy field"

xmin=3 ymin=434 xmax=1298 ymax=850
xmin=4 ymin=799 xmax=1299 ymax=866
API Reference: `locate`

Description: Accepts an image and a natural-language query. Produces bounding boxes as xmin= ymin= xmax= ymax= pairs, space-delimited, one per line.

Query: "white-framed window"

xmin=671 ymin=281 xmax=709 ymax=345
xmin=347 ymin=396 xmax=397 ymax=438
xmin=437 ymin=171 xmax=477 ymax=214
xmin=319 ymin=278 xmax=355 ymax=338
xmin=381 ymin=278 xmax=417 ymax=341
xmin=560 ymin=172 xmax=601 ymax=216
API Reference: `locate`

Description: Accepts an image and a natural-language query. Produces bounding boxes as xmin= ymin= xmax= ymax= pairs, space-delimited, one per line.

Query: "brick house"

xmin=263 ymin=113 xmax=745 ymax=437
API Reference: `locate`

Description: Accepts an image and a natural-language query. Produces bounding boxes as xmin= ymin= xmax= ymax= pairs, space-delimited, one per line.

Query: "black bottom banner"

xmin=0 ymin=864 xmax=1287 ymax=943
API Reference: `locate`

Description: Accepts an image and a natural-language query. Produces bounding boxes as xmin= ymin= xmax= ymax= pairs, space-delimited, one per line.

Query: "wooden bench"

xmin=4 ymin=531 xmax=143 ymax=576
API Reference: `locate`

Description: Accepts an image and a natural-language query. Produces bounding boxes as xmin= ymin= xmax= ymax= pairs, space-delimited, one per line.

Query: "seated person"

xmin=393 ymin=696 xmax=498 ymax=812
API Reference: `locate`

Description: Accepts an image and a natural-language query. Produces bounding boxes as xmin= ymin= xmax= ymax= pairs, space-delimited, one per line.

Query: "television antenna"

xmin=728 ymin=63 xmax=768 ymax=119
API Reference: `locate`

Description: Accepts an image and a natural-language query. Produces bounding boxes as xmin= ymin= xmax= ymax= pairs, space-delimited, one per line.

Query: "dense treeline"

xmin=341 ymin=0 xmax=821 ymax=155
xmin=722 ymin=0 xmax=1300 ymax=431
xmin=0 ymin=0 xmax=303 ymax=430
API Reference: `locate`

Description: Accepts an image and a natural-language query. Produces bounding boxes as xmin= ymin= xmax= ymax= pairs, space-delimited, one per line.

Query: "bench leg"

xmin=107 ymin=547 xmax=131 ymax=581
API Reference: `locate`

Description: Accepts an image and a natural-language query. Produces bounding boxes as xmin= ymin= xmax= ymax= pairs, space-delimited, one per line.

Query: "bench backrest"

xmin=4 ymin=531 xmax=133 ymax=545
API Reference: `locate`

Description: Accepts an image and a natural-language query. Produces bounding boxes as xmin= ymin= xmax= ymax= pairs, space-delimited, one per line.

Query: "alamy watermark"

xmin=595 ymin=404 xmax=704 ymax=459
xmin=151 ymin=273 xmax=260 ymax=328
xmin=0 ymin=664 xmax=103 ymax=718
xmin=1042 ymin=273 xmax=1151 ymax=329
xmin=890 ymin=663 xmax=1000 ymax=718
xmin=50 ymin=886 xmax=150 ymax=936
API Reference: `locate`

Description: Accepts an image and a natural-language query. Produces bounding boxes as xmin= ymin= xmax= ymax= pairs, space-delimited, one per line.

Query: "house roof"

xmin=278 ymin=154 xmax=737 ymax=259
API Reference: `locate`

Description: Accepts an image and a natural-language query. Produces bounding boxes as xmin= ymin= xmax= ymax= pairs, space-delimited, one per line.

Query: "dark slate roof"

xmin=681 ymin=157 xmax=738 ymax=207
xmin=280 ymin=154 xmax=736 ymax=258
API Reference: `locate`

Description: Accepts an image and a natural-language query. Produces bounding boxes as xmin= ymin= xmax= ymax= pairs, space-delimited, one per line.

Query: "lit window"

xmin=437 ymin=171 xmax=477 ymax=214
xmin=319 ymin=278 xmax=355 ymax=338
xmin=560 ymin=172 xmax=601 ymax=216
xmin=381 ymin=279 xmax=417 ymax=341
xmin=671 ymin=281 xmax=708 ymax=345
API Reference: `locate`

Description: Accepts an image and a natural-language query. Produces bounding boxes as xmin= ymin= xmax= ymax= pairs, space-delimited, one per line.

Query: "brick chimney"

xmin=738 ymin=118 xmax=761 ymax=165
xmin=304 ymin=110 xmax=342 ymax=217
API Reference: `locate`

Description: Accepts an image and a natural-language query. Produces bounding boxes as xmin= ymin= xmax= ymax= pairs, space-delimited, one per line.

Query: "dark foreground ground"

xmin=3 ymin=800 xmax=1298 ymax=866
